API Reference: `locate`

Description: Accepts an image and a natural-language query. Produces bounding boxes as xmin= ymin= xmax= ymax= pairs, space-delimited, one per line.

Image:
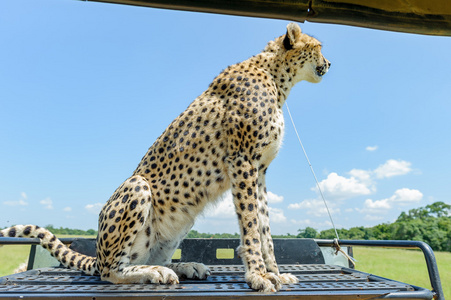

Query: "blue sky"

xmin=1 ymin=0 xmax=450 ymax=235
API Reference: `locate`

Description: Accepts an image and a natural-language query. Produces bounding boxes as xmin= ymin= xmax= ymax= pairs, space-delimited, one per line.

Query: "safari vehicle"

xmin=0 ymin=237 xmax=445 ymax=299
xmin=0 ymin=0 xmax=448 ymax=299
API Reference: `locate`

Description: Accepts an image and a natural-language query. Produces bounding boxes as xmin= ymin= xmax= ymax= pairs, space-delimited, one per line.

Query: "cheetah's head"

xmin=266 ymin=23 xmax=331 ymax=84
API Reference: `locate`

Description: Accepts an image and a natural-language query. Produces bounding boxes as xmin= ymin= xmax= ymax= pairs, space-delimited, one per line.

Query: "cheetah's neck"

xmin=249 ymin=52 xmax=295 ymax=105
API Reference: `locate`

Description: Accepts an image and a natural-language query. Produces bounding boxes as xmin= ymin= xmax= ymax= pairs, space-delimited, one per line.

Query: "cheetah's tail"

xmin=0 ymin=225 xmax=97 ymax=275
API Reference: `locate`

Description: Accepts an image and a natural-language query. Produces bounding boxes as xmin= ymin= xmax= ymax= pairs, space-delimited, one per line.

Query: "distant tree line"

xmin=186 ymin=202 xmax=451 ymax=252
xmin=185 ymin=231 xmax=240 ymax=239
xmin=43 ymin=225 xmax=97 ymax=236
xmin=308 ymin=201 xmax=451 ymax=252
xmin=4 ymin=202 xmax=448 ymax=252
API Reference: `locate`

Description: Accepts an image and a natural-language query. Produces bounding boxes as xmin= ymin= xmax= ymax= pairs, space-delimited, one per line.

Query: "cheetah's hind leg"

xmin=95 ymin=175 xmax=178 ymax=284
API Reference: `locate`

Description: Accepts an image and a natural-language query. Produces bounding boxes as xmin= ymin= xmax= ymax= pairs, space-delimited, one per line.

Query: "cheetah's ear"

xmin=283 ymin=23 xmax=302 ymax=50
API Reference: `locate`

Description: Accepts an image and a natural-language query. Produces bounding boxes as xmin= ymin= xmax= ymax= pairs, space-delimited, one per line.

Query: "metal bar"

xmin=79 ymin=0 xmax=309 ymax=23
xmin=75 ymin=0 xmax=451 ymax=36
xmin=26 ymin=245 xmax=37 ymax=270
xmin=306 ymin=0 xmax=451 ymax=36
xmin=0 ymin=237 xmax=75 ymax=245
xmin=344 ymin=268 xmax=435 ymax=299
xmin=373 ymin=290 xmax=434 ymax=299
xmin=366 ymin=275 xmax=434 ymax=299
xmin=315 ymin=239 xmax=444 ymax=300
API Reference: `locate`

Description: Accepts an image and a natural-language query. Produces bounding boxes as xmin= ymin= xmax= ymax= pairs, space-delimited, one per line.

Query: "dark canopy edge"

xmin=81 ymin=0 xmax=451 ymax=36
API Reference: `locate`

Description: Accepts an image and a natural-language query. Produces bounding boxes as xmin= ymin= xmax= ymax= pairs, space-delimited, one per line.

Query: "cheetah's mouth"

xmin=316 ymin=65 xmax=328 ymax=77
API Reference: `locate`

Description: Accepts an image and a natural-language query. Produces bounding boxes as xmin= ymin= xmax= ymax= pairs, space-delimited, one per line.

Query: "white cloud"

xmin=268 ymin=207 xmax=287 ymax=223
xmin=288 ymin=199 xmax=313 ymax=210
xmin=85 ymin=203 xmax=103 ymax=214
xmin=366 ymin=145 xmax=378 ymax=151
xmin=3 ymin=192 xmax=28 ymax=206
xmin=350 ymin=159 xmax=412 ymax=182
xmin=290 ymin=219 xmax=333 ymax=230
xmin=364 ymin=214 xmax=384 ymax=221
xmin=309 ymin=159 xmax=413 ymax=203
xmin=288 ymin=198 xmax=340 ymax=217
xmin=3 ymin=199 xmax=28 ymax=206
xmin=40 ymin=197 xmax=53 ymax=210
xmin=267 ymin=191 xmax=284 ymax=203
xmin=290 ymin=219 xmax=313 ymax=226
xmin=204 ymin=191 xmax=235 ymax=219
xmin=204 ymin=190 xmax=284 ymax=219
xmin=289 ymin=159 xmax=416 ymax=226
xmin=390 ymin=188 xmax=423 ymax=204
xmin=374 ymin=159 xmax=412 ymax=179
xmin=359 ymin=188 xmax=423 ymax=215
xmin=316 ymin=172 xmax=372 ymax=200
xmin=197 ymin=190 xmax=287 ymax=233
xmin=63 ymin=207 xmax=72 ymax=212
xmin=348 ymin=169 xmax=373 ymax=186
xmin=364 ymin=198 xmax=391 ymax=210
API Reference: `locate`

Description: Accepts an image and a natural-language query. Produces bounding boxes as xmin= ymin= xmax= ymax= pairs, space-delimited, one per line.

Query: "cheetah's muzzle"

xmin=316 ymin=63 xmax=330 ymax=77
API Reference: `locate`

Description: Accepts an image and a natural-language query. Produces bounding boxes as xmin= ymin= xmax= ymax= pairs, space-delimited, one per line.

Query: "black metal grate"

xmin=0 ymin=237 xmax=441 ymax=299
xmin=1 ymin=268 xmax=369 ymax=285
xmin=209 ymin=264 xmax=343 ymax=273
xmin=0 ymin=281 xmax=412 ymax=293
xmin=0 ymin=264 xmax=422 ymax=299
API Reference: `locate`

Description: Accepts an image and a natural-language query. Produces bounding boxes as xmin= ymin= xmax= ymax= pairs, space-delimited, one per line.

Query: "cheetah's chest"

xmin=259 ymin=108 xmax=285 ymax=167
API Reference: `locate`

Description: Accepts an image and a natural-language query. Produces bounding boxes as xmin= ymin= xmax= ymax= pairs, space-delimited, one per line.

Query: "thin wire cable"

xmin=285 ymin=102 xmax=340 ymax=240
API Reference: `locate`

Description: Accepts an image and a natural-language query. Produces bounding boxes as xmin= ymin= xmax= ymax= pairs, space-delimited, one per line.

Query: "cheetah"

xmin=1 ymin=23 xmax=330 ymax=292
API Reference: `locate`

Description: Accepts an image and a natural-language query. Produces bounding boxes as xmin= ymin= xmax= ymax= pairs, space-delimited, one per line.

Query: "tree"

xmin=372 ymin=223 xmax=392 ymax=240
xmin=297 ymin=227 xmax=318 ymax=238
xmin=318 ymin=228 xmax=338 ymax=239
xmin=397 ymin=201 xmax=451 ymax=222
xmin=86 ymin=229 xmax=97 ymax=236
xmin=347 ymin=227 xmax=368 ymax=240
xmin=426 ymin=201 xmax=451 ymax=218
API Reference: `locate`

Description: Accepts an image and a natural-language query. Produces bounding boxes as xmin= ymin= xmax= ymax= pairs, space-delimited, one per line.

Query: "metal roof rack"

xmin=0 ymin=237 xmax=444 ymax=299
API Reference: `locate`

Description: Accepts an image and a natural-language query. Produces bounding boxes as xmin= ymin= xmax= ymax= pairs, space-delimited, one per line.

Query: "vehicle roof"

xmin=82 ymin=0 xmax=451 ymax=36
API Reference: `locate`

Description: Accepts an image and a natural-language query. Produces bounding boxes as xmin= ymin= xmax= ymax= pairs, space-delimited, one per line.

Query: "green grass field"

xmin=0 ymin=243 xmax=449 ymax=299
xmin=354 ymin=247 xmax=450 ymax=299
xmin=0 ymin=244 xmax=30 ymax=276
xmin=0 ymin=235 xmax=96 ymax=277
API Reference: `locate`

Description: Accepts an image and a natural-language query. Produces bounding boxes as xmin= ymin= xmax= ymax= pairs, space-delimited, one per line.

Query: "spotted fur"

xmin=1 ymin=23 xmax=330 ymax=292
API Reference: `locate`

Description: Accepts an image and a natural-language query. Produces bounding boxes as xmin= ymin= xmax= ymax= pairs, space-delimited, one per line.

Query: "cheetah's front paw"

xmin=146 ymin=266 xmax=179 ymax=284
xmin=167 ymin=262 xmax=211 ymax=280
xmin=245 ymin=272 xmax=282 ymax=292
xmin=279 ymin=273 xmax=298 ymax=284
xmin=117 ymin=265 xmax=179 ymax=284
